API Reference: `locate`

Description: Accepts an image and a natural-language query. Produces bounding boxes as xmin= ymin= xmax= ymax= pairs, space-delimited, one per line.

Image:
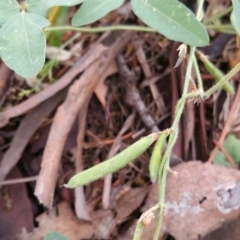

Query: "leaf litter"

xmin=1 ymin=2 xmax=240 ymax=240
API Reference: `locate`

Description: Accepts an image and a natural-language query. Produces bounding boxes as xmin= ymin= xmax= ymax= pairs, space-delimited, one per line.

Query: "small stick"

xmin=0 ymin=176 xmax=38 ymax=186
xmin=208 ymin=84 xmax=240 ymax=162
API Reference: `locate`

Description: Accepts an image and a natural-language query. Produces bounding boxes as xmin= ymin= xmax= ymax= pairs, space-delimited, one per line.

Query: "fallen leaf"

xmin=18 ymin=202 xmax=93 ymax=240
xmin=94 ymin=61 xmax=118 ymax=108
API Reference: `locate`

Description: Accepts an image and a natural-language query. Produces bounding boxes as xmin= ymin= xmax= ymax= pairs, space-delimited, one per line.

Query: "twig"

xmin=74 ymin=98 xmax=91 ymax=221
xmin=208 ymin=83 xmax=240 ymax=162
xmin=213 ymin=140 xmax=237 ymax=168
xmin=116 ymin=54 xmax=159 ymax=133
xmin=0 ymin=90 xmax=67 ymax=183
xmin=134 ymin=40 xmax=166 ymax=115
xmin=0 ymin=176 xmax=38 ymax=186
xmin=102 ymin=113 xmax=135 ymax=208
xmin=0 ymin=43 xmax=107 ymax=128
xmin=83 ymin=132 xmax=134 ymax=149
xmin=34 ymin=31 xmax=135 ymax=209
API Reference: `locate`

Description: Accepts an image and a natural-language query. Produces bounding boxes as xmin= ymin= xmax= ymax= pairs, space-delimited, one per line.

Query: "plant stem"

xmin=205 ymin=24 xmax=235 ymax=33
xmin=193 ymin=54 xmax=204 ymax=95
xmin=153 ymin=204 xmax=164 ymax=240
xmin=182 ymin=47 xmax=196 ymax=98
xmin=44 ymin=25 xmax=156 ymax=33
xmin=196 ymin=0 xmax=205 ymax=21
xmin=204 ymin=62 xmax=240 ymax=98
xmin=153 ymin=91 xmax=200 ymax=240
xmin=133 ymin=221 xmax=144 ymax=240
xmin=133 ymin=204 xmax=160 ymax=240
xmin=203 ymin=6 xmax=233 ymax=24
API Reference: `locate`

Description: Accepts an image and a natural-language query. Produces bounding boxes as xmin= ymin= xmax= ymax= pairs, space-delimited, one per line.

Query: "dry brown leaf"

xmin=94 ymin=61 xmax=118 ymax=108
xmin=91 ymin=209 xmax=115 ymax=239
xmin=114 ymin=186 xmax=149 ymax=222
xmin=18 ymin=202 xmax=93 ymax=240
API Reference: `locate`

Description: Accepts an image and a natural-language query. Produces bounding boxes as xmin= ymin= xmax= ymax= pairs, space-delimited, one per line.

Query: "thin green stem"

xmin=153 ymin=49 xmax=240 ymax=240
xmin=133 ymin=222 xmax=144 ymax=240
xmin=205 ymin=24 xmax=235 ymax=33
xmin=196 ymin=0 xmax=205 ymax=21
xmin=152 ymin=48 xmax=199 ymax=239
xmin=153 ymin=203 xmax=164 ymax=240
xmin=193 ymin=54 xmax=204 ymax=95
xmin=153 ymin=91 xmax=199 ymax=240
xmin=44 ymin=25 xmax=156 ymax=33
xmin=182 ymin=46 xmax=196 ymax=96
xmin=203 ymin=6 xmax=233 ymax=24
xmin=205 ymin=62 xmax=240 ymax=98
xmin=134 ymin=204 xmax=160 ymax=240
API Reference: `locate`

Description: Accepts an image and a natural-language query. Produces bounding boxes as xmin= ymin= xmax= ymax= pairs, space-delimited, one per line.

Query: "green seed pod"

xmin=64 ymin=133 xmax=158 ymax=188
xmin=196 ymin=50 xmax=235 ymax=94
xmin=149 ymin=131 xmax=168 ymax=183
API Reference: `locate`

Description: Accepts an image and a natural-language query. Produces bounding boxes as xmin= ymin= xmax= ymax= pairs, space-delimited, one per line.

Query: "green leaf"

xmin=44 ymin=231 xmax=68 ymax=240
xmin=231 ymin=0 xmax=240 ymax=35
xmin=213 ymin=151 xmax=232 ymax=168
xmin=0 ymin=12 xmax=50 ymax=78
xmin=25 ymin=0 xmax=86 ymax=16
xmin=72 ymin=0 xmax=124 ymax=26
xmin=231 ymin=11 xmax=240 ymax=35
xmin=213 ymin=134 xmax=240 ymax=167
xmin=0 ymin=0 xmax=19 ymax=26
xmin=131 ymin=0 xmax=209 ymax=47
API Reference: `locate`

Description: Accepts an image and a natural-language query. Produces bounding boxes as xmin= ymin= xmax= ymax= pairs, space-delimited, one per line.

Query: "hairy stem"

xmin=205 ymin=62 xmax=240 ymax=98
xmin=203 ymin=6 xmax=233 ymax=24
xmin=44 ymin=25 xmax=155 ymax=33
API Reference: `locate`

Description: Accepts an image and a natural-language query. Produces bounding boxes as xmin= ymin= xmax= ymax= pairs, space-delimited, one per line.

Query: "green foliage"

xmin=0 ymin=0 xmax=19 ymax=26
xmin=0 ymin=0 xmax=211 ymax=78
xmin=48 ymin=7 xmax=69 ymax=47
xmin=26 ymin=0 xmax=85 ymax=16
xmin=213 ymin=134 xmax=240 ymax=167
xmin=44 ymin=231 xmax=68 ymax=240
xmin=72 ymin=0 xmax=124 ymax=26
xmin=0 ymin=12 xmax=49 ymax=78
xmin=131 ymin=0 xmax=209 ymax=47
xmin=231 ymin=0 xmax=240 ymax=35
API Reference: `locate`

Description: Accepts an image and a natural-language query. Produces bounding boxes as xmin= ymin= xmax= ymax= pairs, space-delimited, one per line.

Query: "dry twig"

xmin=74 ymin=99 xmax=91 ymax=221
xmin=34 ymin=31 xmax=135 ymax=208
xmin=208 ymin=84 xmax=240 ymax=162
xmin=0 ymin=45 xmax=106 ymax=128
xmin=0 ymin=90 xmax=67 ymax=183
xmin=134 ymin=40 xmax=166 ymax=115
